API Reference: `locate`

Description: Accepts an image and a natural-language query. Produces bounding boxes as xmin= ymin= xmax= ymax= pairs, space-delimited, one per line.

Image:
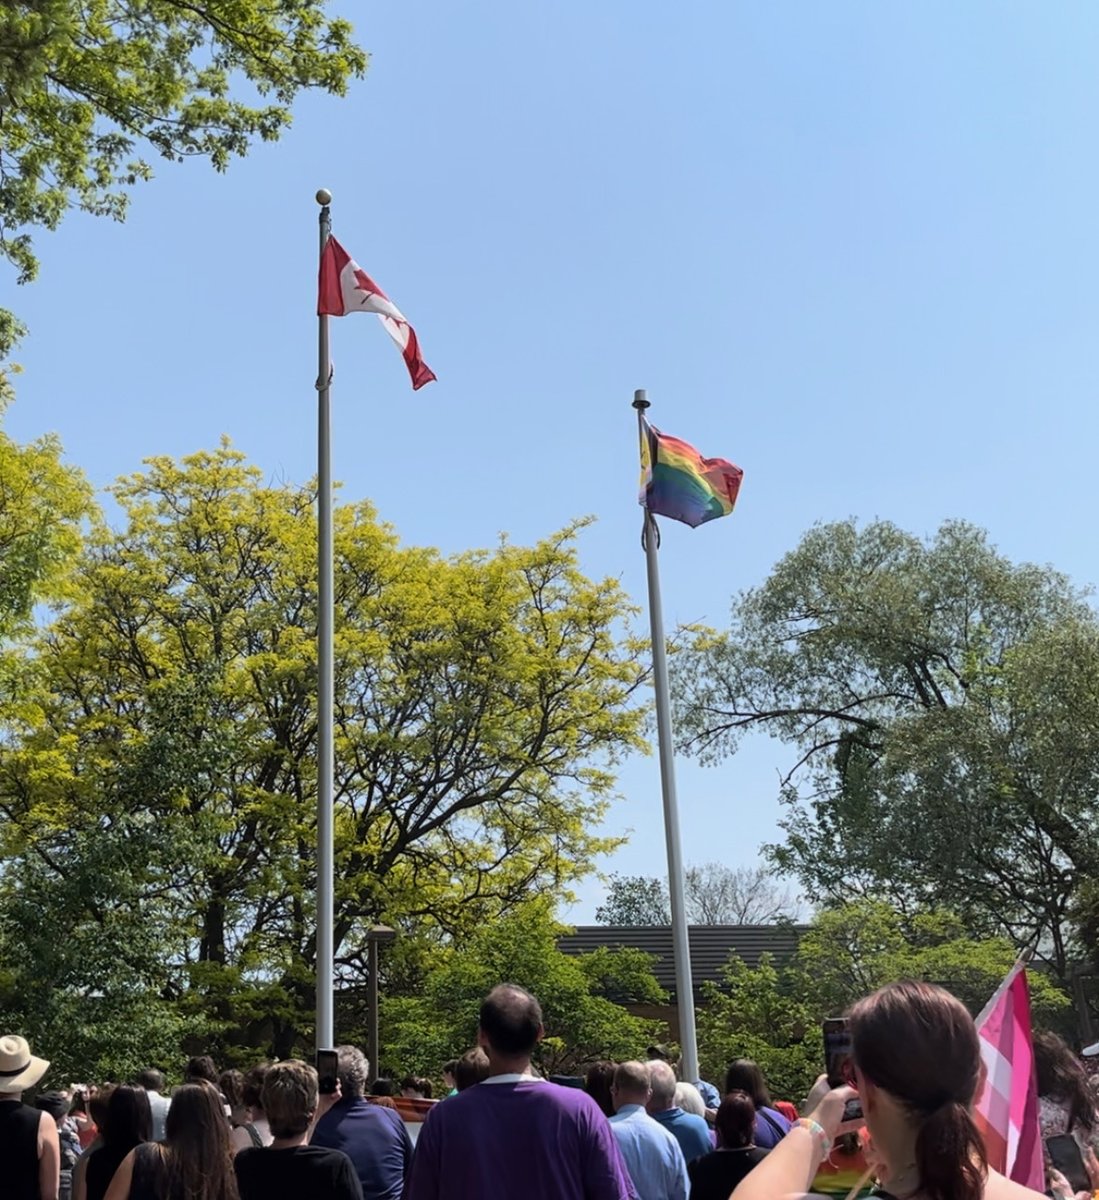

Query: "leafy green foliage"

xmin=595 ymin=873 xmax=670 ymax=925
xmin=0 ymin=442 xmax=647 ymax=1062
xmin=595 ymin=864 xmax=797 ymax=926
xmin=380 ymin=901 xmax=665 ymax=1078
xmin=0 ymin=0 xmax=367 ymax=389
xmin=0 ymin=419 xmax=92 ymax=639
xmin=696 ymin=900 xmax=1069 ymax=1103
xmin=697 ymin=953 xmax=822 ymax=1103
xmin=674 ymin=519 xmax=1099 ymax=979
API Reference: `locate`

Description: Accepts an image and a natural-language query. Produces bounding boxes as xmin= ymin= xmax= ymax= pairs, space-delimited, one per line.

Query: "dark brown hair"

xmin=455 ymin=1048 xmax=491 ymax=1092
xmin=1034 ymin=1030 xmax=1096 ymax=1132
xmin=850 ymin=981 xmax=987 ymax=1200
xmin=584 ymin=1061 xmax=617 ymax=1118
xmin=219 ymin=1069 xmax=245 ymax=1112
xmin=184 ymin=1055 xmax=219 ymax=1085
xmin=400 ymin=1075 xmax=433 ymax=1099
xmin=716 ymin=1090 xmax=756 ymax=1149
xmin=157 ymin=1081 xmax=239 ymax=1200
xmin=241 ymin=1063 xmax=270 ymax=1112
xmin=103 ymin=1085 xmax=152 ymax=1152
xmin=723 ymin=1058 xmax=771 ymax=1109
xmin=88 ymin=1086 xmax=112 ymax=1130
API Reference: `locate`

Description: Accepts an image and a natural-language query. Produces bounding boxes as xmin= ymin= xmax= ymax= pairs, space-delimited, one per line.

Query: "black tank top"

xmin=0 ymin=1098 xmax=42 ymax=1200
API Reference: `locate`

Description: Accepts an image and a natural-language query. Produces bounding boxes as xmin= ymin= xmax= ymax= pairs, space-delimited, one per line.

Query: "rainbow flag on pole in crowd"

xmin=972 ymin=960 xmax=1044 ymax=1191
xmin=638 ymin=419 xmax=743 ymax=528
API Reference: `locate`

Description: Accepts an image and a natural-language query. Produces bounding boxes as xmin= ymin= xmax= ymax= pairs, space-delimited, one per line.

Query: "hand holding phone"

xmin=316 ymin=1048 xmax=340 ymax=1095
xmin=822 ymin=1018 xmax=863 ymax=1122
xmin=1047 ymin=1134 xmax=1090 ymax=1195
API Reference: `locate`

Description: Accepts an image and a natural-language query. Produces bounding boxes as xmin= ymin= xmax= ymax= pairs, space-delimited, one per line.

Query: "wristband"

xmin=791 ymin=1117 xmax=831 ymax=1159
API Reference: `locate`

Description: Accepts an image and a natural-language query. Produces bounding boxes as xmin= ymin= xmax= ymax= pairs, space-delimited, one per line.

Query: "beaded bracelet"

xmin=791 ymin=1116 xmax=831 ymax=1159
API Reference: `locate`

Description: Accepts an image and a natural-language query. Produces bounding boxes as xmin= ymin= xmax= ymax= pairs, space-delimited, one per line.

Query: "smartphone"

xmin=316 ymin=1048 xmax=340 ymax=1095
xmin=822 ymin=1018 xmax=863 ymax=1122
xmin=1047 ymin=1134 xmax=1090 ymax=1195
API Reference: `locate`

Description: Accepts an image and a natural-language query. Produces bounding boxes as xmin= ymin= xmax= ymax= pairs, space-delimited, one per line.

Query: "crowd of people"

xmin=3 ymin=979 xmax=1098 ymax=1200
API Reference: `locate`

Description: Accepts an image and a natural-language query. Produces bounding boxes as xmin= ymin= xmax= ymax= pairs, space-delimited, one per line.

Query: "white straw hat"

xmin=0 ymin=1036 xmax=49 ymax=1093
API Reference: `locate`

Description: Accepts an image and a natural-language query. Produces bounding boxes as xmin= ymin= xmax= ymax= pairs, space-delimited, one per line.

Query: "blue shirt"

xmin=694 ymin=1079 xmax=721 ymax=1110
xmin=609 ymin=1105 xmax=688 ymax=1200
xmin=312 ymin=1096 xmax=412 ymax=1200
xmin=650 ymin=1107 xmax=712 ymax=1164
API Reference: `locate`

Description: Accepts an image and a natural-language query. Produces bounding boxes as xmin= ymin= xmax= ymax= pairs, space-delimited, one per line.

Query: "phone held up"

xmin=316 ymin=1048 xmax=340 ymax=1095
xmin=1046 ymin=1134 xmax=1090 ymax=1195
xmin=822 ymin=1017 xmax=863 ymax=1123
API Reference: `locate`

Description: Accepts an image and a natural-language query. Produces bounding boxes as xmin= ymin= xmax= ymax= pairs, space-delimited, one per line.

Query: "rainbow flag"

xmin=638 ymin=419 xmax=743 ymax=528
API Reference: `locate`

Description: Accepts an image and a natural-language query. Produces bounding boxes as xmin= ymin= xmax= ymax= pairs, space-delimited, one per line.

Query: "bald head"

xmin=611 ymin=1061 xmax=651 ymax=1112
xmin=646 ymin=1059 xmax=678 ymax=1112
xmin=478 ymin=984 xmax=543 ymax=1058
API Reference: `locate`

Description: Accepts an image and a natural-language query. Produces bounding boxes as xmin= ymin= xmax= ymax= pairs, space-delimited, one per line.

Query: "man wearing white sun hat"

xmin=0 ymin=1034 xmax=60 ymax=1200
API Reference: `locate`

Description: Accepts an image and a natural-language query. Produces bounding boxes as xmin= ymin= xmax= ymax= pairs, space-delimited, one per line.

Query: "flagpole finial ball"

xmin=315 ymin=188 xmax=333 ymax=206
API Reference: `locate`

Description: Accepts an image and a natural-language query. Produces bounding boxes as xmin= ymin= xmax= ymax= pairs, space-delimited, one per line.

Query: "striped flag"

xmin=972 ymin=960 xmax=1044 ymax=1191
xmin=317 ymin=236 xmax=436 ymax=391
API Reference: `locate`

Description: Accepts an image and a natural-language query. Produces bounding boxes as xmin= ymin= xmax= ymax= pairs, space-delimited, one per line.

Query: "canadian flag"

xmin=317 ymin=236 xmax=436 ymax=391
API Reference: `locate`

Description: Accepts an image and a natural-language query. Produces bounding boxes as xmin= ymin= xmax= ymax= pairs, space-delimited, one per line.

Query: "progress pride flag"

xmin=972 ymin=961 xmax=1044 ymax=1192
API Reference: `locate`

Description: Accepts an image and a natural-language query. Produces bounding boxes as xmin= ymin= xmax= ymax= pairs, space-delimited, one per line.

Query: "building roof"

xmin=557 ymin=924 xmax=807 ymax=1002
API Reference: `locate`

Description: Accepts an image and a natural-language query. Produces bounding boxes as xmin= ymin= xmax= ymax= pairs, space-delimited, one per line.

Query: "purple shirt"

xmin=401 ymin=1079 xmax=634 ymax=1200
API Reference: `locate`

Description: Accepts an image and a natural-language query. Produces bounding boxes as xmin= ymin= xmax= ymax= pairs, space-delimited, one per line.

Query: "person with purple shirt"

xmin=401 ymin=984 xmax=635 ymax=1200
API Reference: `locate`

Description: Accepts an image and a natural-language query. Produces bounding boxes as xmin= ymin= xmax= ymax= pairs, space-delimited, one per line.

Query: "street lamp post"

xmin=365 ymin=925 xmax=396 ymax=1084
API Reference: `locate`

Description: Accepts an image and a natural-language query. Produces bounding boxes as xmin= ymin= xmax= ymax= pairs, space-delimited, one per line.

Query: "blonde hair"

xmin=261 ymin=1060 xmax=317 ymax=1138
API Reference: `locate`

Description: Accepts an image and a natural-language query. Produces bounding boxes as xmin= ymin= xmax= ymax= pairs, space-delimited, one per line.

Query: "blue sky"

xmin=8 ymin=2 xmax=1099 ymax=922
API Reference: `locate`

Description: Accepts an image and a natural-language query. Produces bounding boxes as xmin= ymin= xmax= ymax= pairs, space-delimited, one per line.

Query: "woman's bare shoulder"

xmin=985 ymin=1169 xmax=1048 ymax=1200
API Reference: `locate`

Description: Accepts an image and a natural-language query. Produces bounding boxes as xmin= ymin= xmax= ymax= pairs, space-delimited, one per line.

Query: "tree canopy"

xmin=0 ymin=418 xmax=91 ymax=641
xmin=0 ymin=442 xmax=647 ymax=1072
xmin=380 ymin=901 xmax=665 ymax=1079
xmin=594 ymin=864 xmax=797 ymax=926
xmin=696 ymin=900 xmax=1068 ymax=1101
xmin=674 ymin=519 xmax=1099 ymax=980
xmin=0 ymin=1 xmax=366 ymax=383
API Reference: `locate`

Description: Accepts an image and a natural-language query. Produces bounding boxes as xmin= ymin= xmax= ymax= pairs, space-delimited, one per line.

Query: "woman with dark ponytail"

xmin=730 ymin=980 xmax=1045 ymax=1200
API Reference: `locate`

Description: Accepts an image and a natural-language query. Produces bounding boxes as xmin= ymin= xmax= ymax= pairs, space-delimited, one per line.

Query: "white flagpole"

xmin=634 ymin=388 xmax=700 ymax=1083
xmin=315 ymin=188 xmax=335 ymax=1051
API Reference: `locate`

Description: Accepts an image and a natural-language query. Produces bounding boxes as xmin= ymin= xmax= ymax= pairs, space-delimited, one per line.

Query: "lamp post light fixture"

xmin=364 ymin=925 xmax=397 ymax=1085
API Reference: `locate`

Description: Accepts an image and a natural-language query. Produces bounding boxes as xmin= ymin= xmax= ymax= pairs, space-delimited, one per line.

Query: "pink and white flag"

xmin=972 ymin=960 xmax=1044 ymax=1191
xmin=317 ymin=236 xmax=436 ymax=391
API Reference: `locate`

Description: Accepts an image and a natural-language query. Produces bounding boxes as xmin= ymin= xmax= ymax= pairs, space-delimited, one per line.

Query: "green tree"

xmin=674 ymin=519 xmax=1099 ymax=980
xmin=696 ymin=900 xmax=1069 ymax=1102
xmin=594 ymin=873 xmax=670 ymax=925
xmin=0 ymin=417 xmax=91 ymax=640
xmin=380 ymin=901 xmax=665 ymax=1078
xmin=697 ymin=953 xmax=821 ymax=1103
xmin=792 ymin=902 xmax=1067 ymax=1021
xmin=0 ymin=443 xmax=647 ymax=1063
xmin=0 ymin=1 xmax=366 ymax=385
xmin=594 ymin=864 xmax=797 ymax=926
